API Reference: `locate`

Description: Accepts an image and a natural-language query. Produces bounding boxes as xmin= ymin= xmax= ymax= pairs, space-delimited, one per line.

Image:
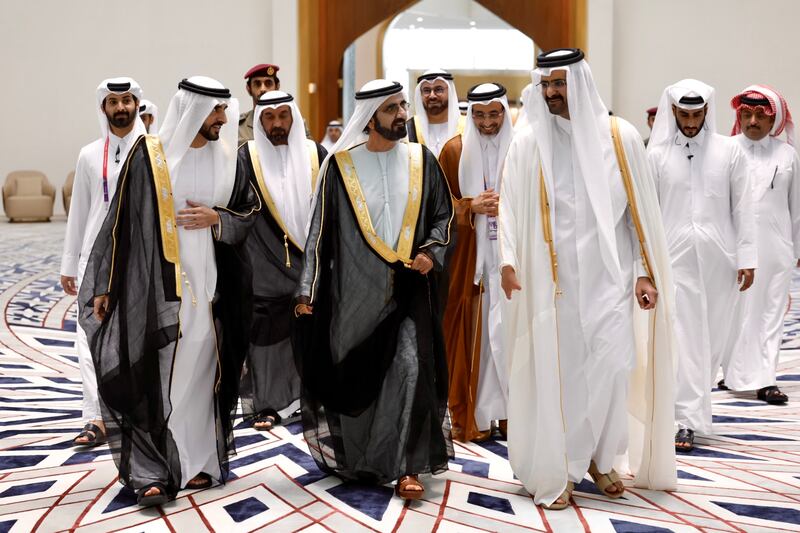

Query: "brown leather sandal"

xmin=395 ymin=475 xmax=424 ymax=500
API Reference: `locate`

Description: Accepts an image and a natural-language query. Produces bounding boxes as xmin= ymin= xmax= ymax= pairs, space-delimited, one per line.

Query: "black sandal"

xmin=757 ymin=386 xmax=788 ymax=405
xmin=717 ymin=379 xmax=729 ymax=391
xmin=186 ymin=472 xmax=212 ymax=490
xmin=675 ymin=428 xmax=695 ymax=452
xmin=253 ymin=409 xmax=281 ymax=431
xmin=137 ymin=482 xmax=169 ymax=507
xmin=72 ymin=423 xmax=107 ymax=447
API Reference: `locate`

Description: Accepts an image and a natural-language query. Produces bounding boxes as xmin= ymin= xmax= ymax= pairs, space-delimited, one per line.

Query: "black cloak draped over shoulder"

xmin=237 ymin=141 xmax=327 ymax=422
xmin=293 ymin=142 xmax=454 ymax=485
xmin=78 ymin=135 xmax=259 ymax=498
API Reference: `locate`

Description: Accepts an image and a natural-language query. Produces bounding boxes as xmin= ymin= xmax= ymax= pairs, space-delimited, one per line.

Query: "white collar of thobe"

xmin=744 ymin=135 xmax=771 ymax=151
xmin=478 ymin=133 xmax=500 ymax=151
xmin=555 ymin=115 xmax=572 ymax=134
xmin=675 ymin=128 xmax=706 ymax=148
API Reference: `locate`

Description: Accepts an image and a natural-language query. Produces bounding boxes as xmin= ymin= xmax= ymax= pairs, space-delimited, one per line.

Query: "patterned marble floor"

xmin=1 ymin=221 xmax=799 ymax=532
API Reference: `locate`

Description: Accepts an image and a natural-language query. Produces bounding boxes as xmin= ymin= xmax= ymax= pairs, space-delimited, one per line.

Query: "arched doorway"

xmin=298 ymin=0 xmax=586 ymax=138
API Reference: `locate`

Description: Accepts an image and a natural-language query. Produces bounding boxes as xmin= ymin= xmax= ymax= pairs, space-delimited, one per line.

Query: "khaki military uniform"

xmin=238 ymin=110 xmax=255 ymax=145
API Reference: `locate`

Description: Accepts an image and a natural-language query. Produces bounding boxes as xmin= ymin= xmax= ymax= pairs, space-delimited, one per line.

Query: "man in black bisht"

xmin=79 ymin=76 xmax=259 ymax=506
xmin=293 ymin=79 xmax=454 ymax=500
xmin=236 ymin=90 xmax=326 ymax=431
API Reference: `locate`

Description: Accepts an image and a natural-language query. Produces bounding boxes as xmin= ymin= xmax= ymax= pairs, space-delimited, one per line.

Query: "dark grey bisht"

xmin=237 ymin=141 xmax=327 ymax=423
xmin=293 ymin=143 xmax=454 ymax=485
xmin=78 ymin=136 xmax=259 ymax=499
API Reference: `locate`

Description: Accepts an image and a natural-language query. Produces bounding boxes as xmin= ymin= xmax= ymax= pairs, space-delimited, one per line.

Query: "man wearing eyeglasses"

xmin=499 ymin=49 xmax=676 ymax=510
xmin=438 ymin=83 xmax=513 ymax=443
xmin=407 ymin=68 xmax=463 ymax=157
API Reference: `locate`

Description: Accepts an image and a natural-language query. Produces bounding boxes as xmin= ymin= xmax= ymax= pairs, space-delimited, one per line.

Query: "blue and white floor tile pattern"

xmin=1 ymin=221 xmax=799 ymax=532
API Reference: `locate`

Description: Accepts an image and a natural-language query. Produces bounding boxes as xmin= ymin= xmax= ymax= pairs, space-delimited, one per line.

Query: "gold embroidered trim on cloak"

xmin=247 ymin=140 xmax=302 ymax=250
xmin=334 ymin=143 xmax=424 ymax=265
xmin=538 ymin=166 xmax=560 ymax=295
xmin=609 ymin=116 xmax=655 ymax=281
xmin=145 ymin=135 xmax=182 ymax=297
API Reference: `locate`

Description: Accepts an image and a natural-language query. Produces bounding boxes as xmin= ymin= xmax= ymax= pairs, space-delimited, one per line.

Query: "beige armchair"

xmin=63 ymin=171 xmax=75 ymax=215
xmin=2 ymin=170 xmax=56 ymax=222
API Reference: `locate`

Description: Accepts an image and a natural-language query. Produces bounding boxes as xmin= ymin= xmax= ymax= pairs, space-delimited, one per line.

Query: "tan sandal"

xmin=588 ymin=461 xmax=624 ymax=499
xmin=395 ymin=475 xmax=424 ymax=500
xmin=542 ymin=481 xmax=574 ymax=510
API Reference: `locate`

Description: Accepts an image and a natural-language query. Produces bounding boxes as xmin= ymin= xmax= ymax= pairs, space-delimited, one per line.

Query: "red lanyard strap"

xmin=102 ymin=137 xmax=110 ymax=203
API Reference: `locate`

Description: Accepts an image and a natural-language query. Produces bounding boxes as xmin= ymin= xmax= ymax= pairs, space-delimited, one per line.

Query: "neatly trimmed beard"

xmin=373 ymin=117 xmax=407 ymax=141
xmin=199 ymin=121 xmax=224 ymax=141
xmin=267 ymin=127 xmax=289 ymax=144
xmin=424 ymin=98 xmax=448 ymax=115
xmin=105 ymin=108 xmax=136 ymax=129
xmin=675 ymin=117 xmax=704 ymax=138
xmin=545 ymin=95 xmax=566 ymax=116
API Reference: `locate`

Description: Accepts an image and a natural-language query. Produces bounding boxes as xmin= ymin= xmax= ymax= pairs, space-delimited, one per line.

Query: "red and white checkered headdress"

xmin=731 ymin=85 xmax=795 ymax=146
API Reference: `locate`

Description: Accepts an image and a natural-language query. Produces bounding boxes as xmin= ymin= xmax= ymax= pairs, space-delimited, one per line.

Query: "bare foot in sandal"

xmin=395 ymin=475 xmax=424 ymax=500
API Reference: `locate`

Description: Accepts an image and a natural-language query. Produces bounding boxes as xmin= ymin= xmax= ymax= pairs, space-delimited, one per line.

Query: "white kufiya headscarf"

xmin=514 ymin=82 xmax=533 ymax=131
xmin=158 ymin=76 xmax=240 ymax=206
xmin=530 ymin=48 xmax=624 ymax=284
xmin=413 ymin=68 xmax=460 ymax=145
xmin=321 ymin=120 xmax=343 ymax=152
xmin=96 ymin=77 xmax=146 ymax=140
xmin=648 ymin=79 xmax=716 ymax=151
xmin=254 ymin=91 xmax=315 ymax=247
xmin=138 ymin=99 xmax=159 ymax=133
xmin=459 ymin=83 xmax=514 ymax=284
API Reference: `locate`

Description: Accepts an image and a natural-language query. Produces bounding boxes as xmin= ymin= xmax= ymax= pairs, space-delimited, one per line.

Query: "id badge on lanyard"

xmin=484 ymin=174 xmax=497 ymax=240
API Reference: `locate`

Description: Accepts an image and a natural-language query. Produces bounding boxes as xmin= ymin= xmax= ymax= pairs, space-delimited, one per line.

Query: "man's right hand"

xmin=295 ymin=304 xmax=313 ymax=316
xmin=61 ymin=275 xmax=77 ymax=296
xmin=471 ymin=189 xmax=500 ymax=217
xmin=501 ymin=266 xmax=521 ymax=300
xmin=93 ymin=294 xmax=109 ymax=321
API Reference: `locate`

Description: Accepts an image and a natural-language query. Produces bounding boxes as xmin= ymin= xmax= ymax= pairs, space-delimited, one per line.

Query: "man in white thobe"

xmin=647 ymin=79 xmax=756 ymax=452
xmin=438 ymin=83 xmax=514 ymax=442
xmin=724 ymin=85 xmax=799 ymax=404
xmin=500 ymin=48 xmax=676 ymax=510
xmin=406 ymin=68 xmax=463 ymax=157
xmin=139 ymin=99 xmax=159 ymax=133
xmin=320 ymin=119 xmax=343 ymax=152
xmin=60 ymin=77 xmax=146 ymax=447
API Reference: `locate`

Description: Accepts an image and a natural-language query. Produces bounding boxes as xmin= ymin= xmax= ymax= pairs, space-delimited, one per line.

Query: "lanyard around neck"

xmin=102 ymin=137 xmax=110 ymax=203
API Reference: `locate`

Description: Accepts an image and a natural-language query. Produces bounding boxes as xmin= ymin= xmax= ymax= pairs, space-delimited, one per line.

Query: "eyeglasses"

xmin=421 ymin=87 xmax=446 ymax=96
xmin=472 ymin=109 xmax=505 ymax=121
xmin=380 ymin=101 xmax=410 ymax=115
xmin=537 ymin=80 xmax=567 ymax=90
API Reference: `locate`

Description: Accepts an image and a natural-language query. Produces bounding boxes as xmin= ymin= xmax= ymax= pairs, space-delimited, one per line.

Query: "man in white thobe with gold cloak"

xmin=499 ymin=48 xmax=677 ymax=510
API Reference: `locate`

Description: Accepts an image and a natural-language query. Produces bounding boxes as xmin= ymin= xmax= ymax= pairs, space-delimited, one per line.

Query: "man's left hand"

xmin=635 ymin=276 xmax=658 ymax=310
xmin=738 ymin=268 xmax=755 ymax=292
xmin=177 ymin=200 xmax=220 ymax=230
xmin=410 ymin=253 xmax=434 ymax=275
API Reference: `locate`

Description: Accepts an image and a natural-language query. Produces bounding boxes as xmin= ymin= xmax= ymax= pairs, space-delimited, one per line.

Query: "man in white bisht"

xmin=724 ymin=85 xmax=799 ymax=404
xmin=83 ymin=77 xmax=258 ymax=506
xmin=499 ymin=48 xmax=677 ymax=510
xmin=139 ymin=99 xmax=159 ymax=133
xmin=647 ymin=79 xmax=756 ymax=452
xmin=60 ymin=77 xmax=146 ymax=448
xmin=438 ymin=83 xmax=514 ymax=442
xmin=406 ymin=68 xmax=462 ymax=157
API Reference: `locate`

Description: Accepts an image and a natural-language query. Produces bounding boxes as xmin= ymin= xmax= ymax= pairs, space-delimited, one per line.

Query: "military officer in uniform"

xmin=239 ymin=63 xmax=280 ymax=144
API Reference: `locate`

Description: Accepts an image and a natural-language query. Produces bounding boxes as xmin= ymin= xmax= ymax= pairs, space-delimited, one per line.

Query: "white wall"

xmin=0 ymin=0 xmax=296 ymax=216
xmin=610 ymin=0 xmax=800 ymax=139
